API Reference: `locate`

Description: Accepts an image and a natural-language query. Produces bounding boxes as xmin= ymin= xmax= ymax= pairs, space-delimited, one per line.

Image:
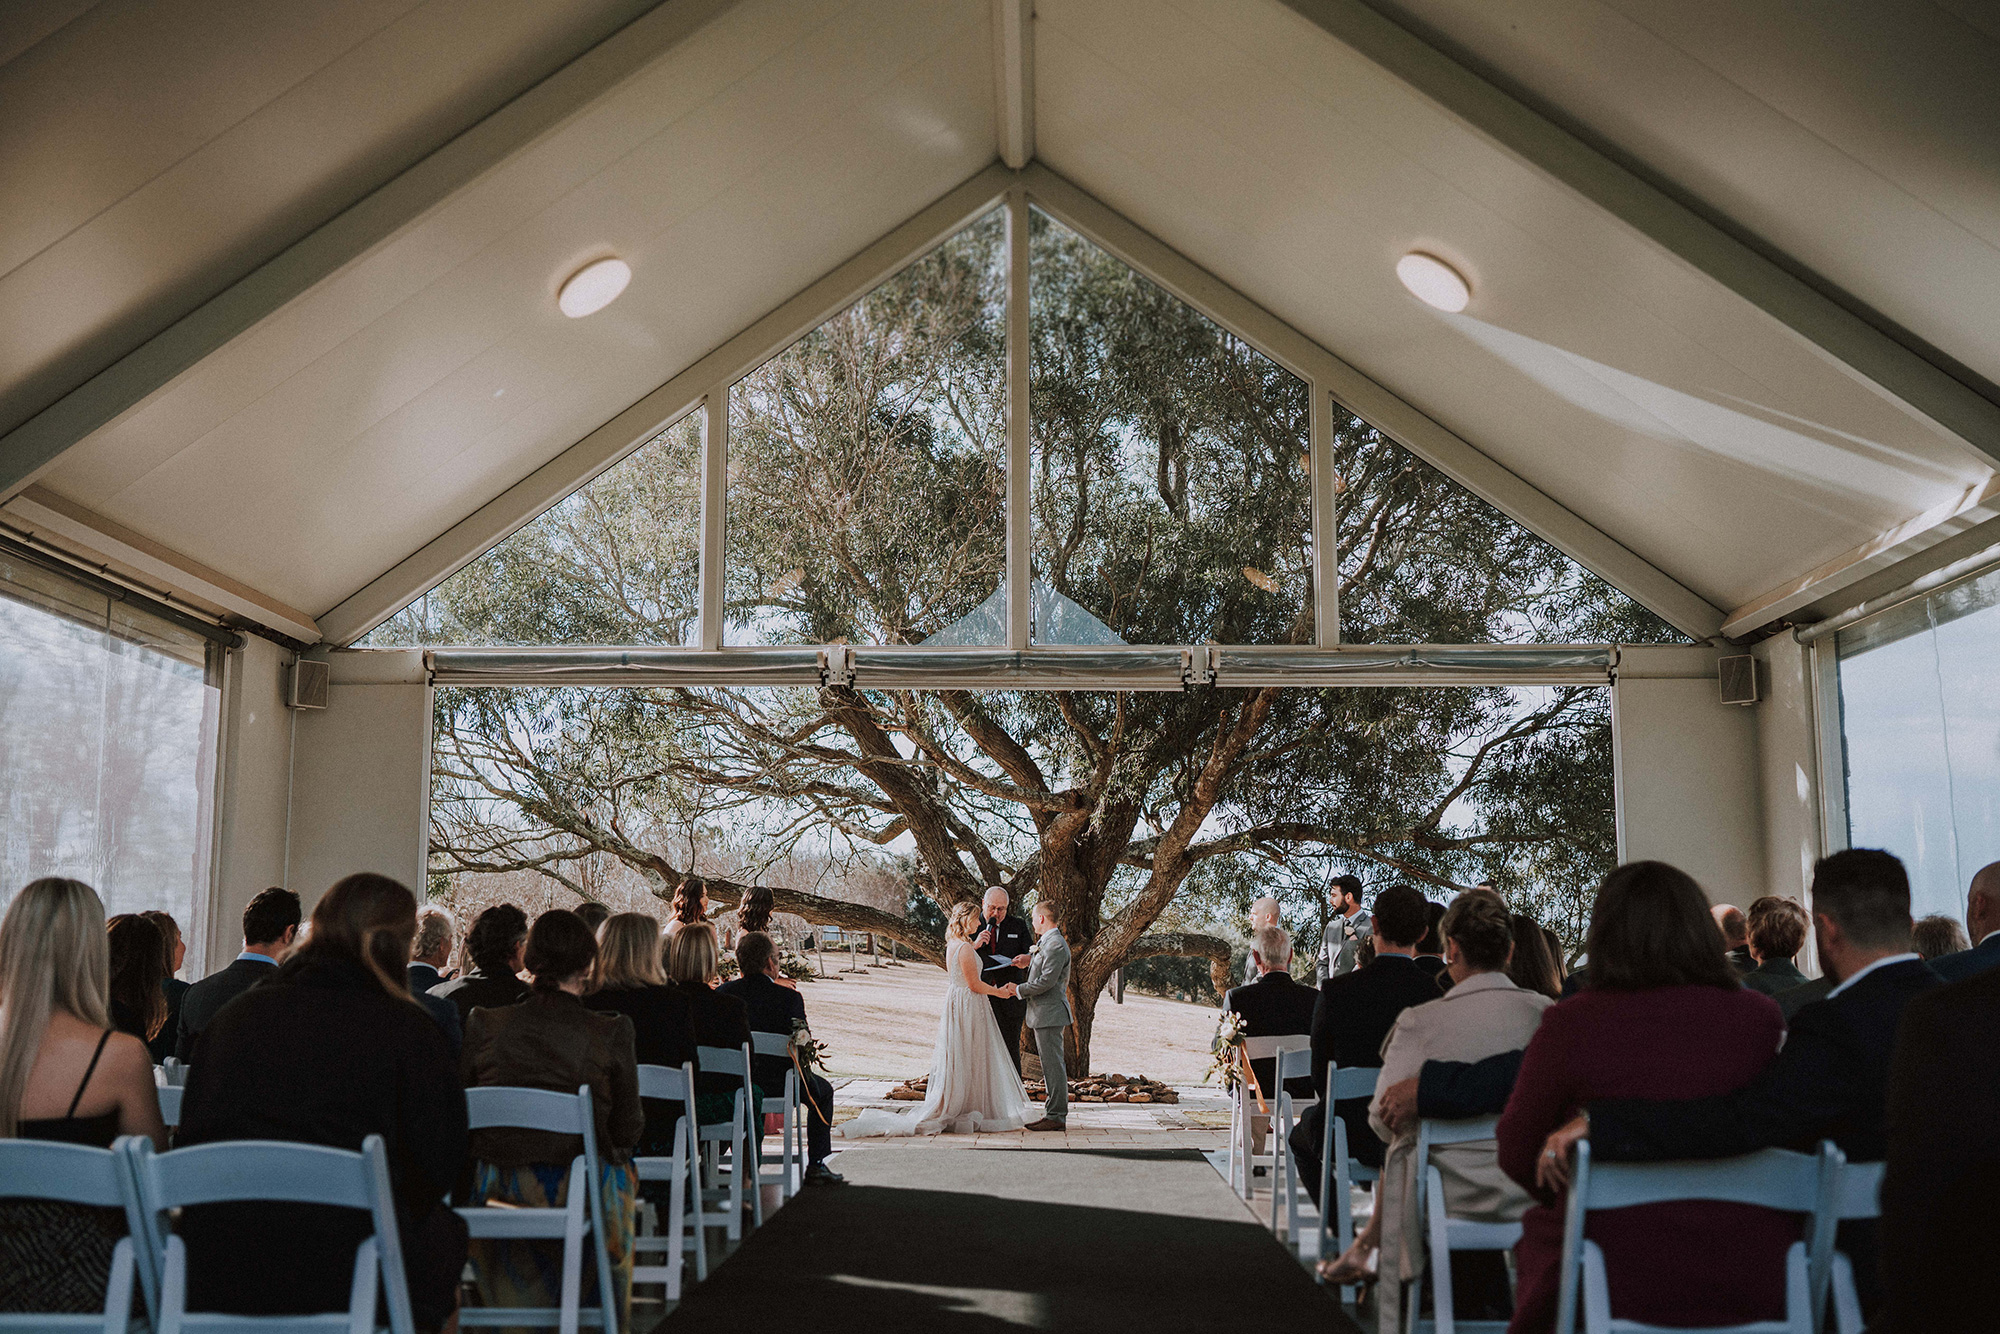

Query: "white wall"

xmin=284 ymin=650 xmax=432 ymax=911
xmin=1612 ymin=645 xmax=1766 ymax=906
xmin=208 ymin=634 xmax=295 ymax=969
xmin=1751 ymin=634 xmax=1824 ymax=905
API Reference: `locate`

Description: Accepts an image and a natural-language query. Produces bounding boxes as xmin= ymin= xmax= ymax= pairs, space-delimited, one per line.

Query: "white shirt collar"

xmin=1826 ymin=952 xmax=1921 ymax=999
xmin=1976 ymin=928 xmax=2000 ymax=949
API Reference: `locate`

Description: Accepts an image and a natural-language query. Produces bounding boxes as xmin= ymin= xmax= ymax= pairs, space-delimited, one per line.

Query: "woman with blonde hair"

xmin=177 ymin=874 xmax=468 ymax=1334
xmin=0 ymin=878 xmax=167 ymax=1312
xmin=665 ymin=922 xmax=756 ymax=1128
xmin=588 ymin=913 xmax=695 ymax=1154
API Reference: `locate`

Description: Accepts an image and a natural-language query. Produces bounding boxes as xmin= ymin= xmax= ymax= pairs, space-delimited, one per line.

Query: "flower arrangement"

xmin=791 ymin=1018 xmax=830 ymax=1071
xmin=779 ymin=949 xmax=816 ymax=982
xmin=1206 ymin=1009 xmax=1249 ymax=1092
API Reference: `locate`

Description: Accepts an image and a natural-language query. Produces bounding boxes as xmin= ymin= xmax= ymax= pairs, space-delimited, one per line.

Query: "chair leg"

xmin=560 ymin=1161 xmax=586 ymax=1334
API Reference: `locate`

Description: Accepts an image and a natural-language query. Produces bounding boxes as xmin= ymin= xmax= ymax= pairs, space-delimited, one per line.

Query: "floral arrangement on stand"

xmin=1206 ymin=1009 xmax=1248 ymax=1092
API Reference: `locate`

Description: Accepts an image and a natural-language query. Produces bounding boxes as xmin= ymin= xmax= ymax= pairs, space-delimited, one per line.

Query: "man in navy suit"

xmin=1929 ymin=860 xmax=2000 ymax=983
xmin=405 ymin=905 xmax=463 ymax=1054
xmin=176 ymin=887 xmax=299 ymax=1061
xmin=718 ymin=931 xmax=844 ymax=1186
xmin=1224 ymin=925 xmax=1319 ymax=1166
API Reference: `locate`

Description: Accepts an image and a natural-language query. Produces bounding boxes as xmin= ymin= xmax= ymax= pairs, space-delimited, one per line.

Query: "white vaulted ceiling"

xmin=1 ymin=0 xmax=1996 ymax=641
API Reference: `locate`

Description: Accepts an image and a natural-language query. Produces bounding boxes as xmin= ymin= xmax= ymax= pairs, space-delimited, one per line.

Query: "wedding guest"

xmin=1292 ymin=885 xmax=1436 ymax=1218
xmin=140 ymin=909 xmax=190 ymax=1063
xmin=1414 ymin=901 xmax=1448 ymax=983
xmin=432 ymin=903 xmax=531 ymax=1024
xmin=106 ymin=913 xmax=168 ymax=1045
xmin=1877 ymin=963 xmax=2000 ymax=1332
xmin=463 ymin=910 xmax=641 ymax=1329
xmin=1506 ymin=913 xmax=1562 ymax=1000
xmin=0 ymin=879 xmax=167 ymax=1314
xmin=1365 ymin=891 xmax=1551 ymax=1329
xmin=176 ymin=874 xmax=467 ymax=1334
xmin=405 ymin=905 xmax=462 ymax=1053
xmin=1931 ymin=860 xmax=2000 ymax=981
xmin=1712 ymin=902 xmax=1754 ymax=973
xmin=665 ymin=923 xmax=757 ymax=1127
xmin=1242 ymin=896 xmax=1281 ymax=984
xmin=177 ymin=886 xmax=300 ymax=1060
xmin=662 ymin=880 xmax=709 ymax=940
xmin=1540 ymin=927 xmax=1565 ymax=988
xmin=1318 ymin=875 xmax=1369 ymax=981
xmin=574 ymin=901 xmax=610 ymax=934
xmin=1740 ymin=896 xmax=1809 ymax=997
xmin=1912 ymin=913 xmax=1968 ymax=962
xmin=1497 ymin=861 xmax=1790 ymax=1332
xmin=587 ymin=912 xmax=696 ymax=1155
xmin=1774 ymin=973 xmax=1832 ymax=1019
xmin=718 ymin=930 xmax=844 ymax=1185
xmin=1545 ymin=849 xmax=1939 ymax=1321
xmin=1225 ymin=924 xmax=1317 ymax=1163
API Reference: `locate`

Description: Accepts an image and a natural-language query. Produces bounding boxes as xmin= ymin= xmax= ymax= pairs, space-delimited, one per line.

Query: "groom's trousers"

xmin=1032 ymin=1027 xmax=1068 ymax=1123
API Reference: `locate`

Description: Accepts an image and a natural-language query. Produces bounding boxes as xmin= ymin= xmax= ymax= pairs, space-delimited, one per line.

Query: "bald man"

xmin=974 ymin=888 xmax=1034 ymax=1075
xmin=1932 ymin=861 xmax=2000 ymax=983
xmin=1243 ymin=897 xmax=1281 ymax=985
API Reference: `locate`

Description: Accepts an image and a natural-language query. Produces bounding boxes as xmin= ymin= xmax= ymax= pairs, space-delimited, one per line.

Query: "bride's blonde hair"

xmin=947 ymin=902 xmax=982 ymax=943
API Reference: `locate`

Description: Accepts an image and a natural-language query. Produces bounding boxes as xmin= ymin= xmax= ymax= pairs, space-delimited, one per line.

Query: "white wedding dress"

xmin=836 ymin=940 xmax=1031 ymax=1137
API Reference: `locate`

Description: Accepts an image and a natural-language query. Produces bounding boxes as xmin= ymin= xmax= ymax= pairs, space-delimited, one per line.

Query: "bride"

xmin=837 ymin=902 xmax=1032 ymax=1137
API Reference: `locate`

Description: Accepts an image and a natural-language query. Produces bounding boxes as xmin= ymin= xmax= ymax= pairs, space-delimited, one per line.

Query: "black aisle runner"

xmin=661 ymin=1147 xmax=1354 ymax=1331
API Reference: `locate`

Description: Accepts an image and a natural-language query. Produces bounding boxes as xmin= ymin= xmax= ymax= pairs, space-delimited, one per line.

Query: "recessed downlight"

xmin=1395 ymin=252 xmax=1470 ymax=313
xmin=558 ymin=257 xmax=631 ymax=318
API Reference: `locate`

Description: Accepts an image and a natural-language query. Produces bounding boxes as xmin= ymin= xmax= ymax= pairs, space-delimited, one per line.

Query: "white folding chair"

xmin=457 ymin=1086 xmax=618 ymax=1334
xmin=1231 ymin=1034 xmax=1309 ymax=1200
xmin=632 ymin=1062 xmax=704 ymax=1297
xmin=155 ymin=1059 xmax=188 ymax=1087
xmin=749 ymin=1031 xmax=805 ymax=1198
xmin=0 ymin=1136 xmax=152 ymax=1333
xmin=1270 ymin=1044 xmax=1320 ymax=1233
xmin=1815 ymin=1153 xmax=1880 ymax=1334
xmin=1321 ymin=1065 xmax=1384 ymax=1302
xmin=126 ymin=1133 xmax=415 ymax=1334
xmin=157 ymin=1084 xmax=183 ymax=1129
xmin=694 ymin=1044 xmax=757 ymax=1239
xmin=1554 ymin=1141 xmax=1838 ymax=1334
xmin=1405 ymin=1117 xmax=1519 ymax=1334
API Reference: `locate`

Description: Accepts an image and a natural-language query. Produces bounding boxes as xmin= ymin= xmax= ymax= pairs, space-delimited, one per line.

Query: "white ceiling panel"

xmin=1034 ymin=0 xmax=1991 ymax=610
xmin=39 ymin=0 xmax=995 ymax=615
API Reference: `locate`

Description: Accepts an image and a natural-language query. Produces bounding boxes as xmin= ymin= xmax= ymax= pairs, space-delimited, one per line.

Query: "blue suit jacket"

xmin=1929 ymin=933 xmax=2000 ymax=984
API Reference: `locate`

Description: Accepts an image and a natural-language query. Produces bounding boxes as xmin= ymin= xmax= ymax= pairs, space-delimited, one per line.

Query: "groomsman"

xmin=1316 ymin=875 xmax=1369 ymax=982
xmin=1242 ymin=897 xmax=1281 ymax=985
xmin=1019 ymin=902 xmax=1073 ymax=1132
xmin=975 ymin=888 xmax=1034 ymax=1074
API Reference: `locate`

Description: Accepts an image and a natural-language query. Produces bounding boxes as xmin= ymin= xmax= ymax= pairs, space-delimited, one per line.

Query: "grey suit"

xmin=1017 ymin=929 xmax=1073 ymax=1123
xmin=1318 ymin=909 xmax=1372 ymax=983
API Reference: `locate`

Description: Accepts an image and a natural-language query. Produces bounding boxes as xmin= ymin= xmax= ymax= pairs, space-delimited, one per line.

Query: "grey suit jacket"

xmin=1017 ymin=930 xmax=1073 ymax=1030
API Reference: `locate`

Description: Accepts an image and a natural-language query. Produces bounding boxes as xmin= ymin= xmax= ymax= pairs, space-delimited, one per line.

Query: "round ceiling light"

xmin=557 ymin=257 xmax=631 ymax=318
xmin=1395 ymin=252 xmax=1470 ymax=312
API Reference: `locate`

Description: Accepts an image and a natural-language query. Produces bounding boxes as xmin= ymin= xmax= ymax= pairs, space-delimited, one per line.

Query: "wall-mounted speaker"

xmin=1718 ymin=655 xmax=1759 ymax=706
xmin=287 ymin=659 xmax=330 ymax=710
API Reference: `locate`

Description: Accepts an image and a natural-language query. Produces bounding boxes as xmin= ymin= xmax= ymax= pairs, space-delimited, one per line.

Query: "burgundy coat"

xmin=1496 ymin=984 xmax=1789 ymax=1332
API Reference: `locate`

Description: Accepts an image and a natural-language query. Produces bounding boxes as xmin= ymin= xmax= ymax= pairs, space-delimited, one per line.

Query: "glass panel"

xmin=725 ymin=209 xmax=1007 ymax=646
xmin=366 ymin=413 xmax=704 ymax=646
xmin=1029 ymin=208 xmax=1312 ymax=645
xmin=0 ymin=552 xmax=221 ymax=974
xmin=1837 ymin=564 xmax=2000 ymax=921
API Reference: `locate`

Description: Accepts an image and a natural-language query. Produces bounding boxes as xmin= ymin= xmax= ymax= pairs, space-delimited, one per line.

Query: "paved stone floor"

xmin=823 ymin=1078 xmax=1233 ymax=1152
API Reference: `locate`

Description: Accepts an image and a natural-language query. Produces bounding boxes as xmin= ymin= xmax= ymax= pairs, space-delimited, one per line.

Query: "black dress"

xmin=176 ymin=956 xmax=470 ymax=1333
xmin=0 ymin=1031 xmax=126 ymax=1314
xmin=587 ymin=984 xmax=696 ymax=1154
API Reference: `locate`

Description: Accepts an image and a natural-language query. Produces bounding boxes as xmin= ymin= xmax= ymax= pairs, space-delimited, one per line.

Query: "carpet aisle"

xmin=660 ymin=1147 xmax=1356 ymax=1331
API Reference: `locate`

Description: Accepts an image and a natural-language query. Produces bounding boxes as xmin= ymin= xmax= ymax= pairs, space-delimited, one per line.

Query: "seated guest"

xmin=1712 ymin=902 xmax=1754 ymax=973
xmin=1289 ymin=884 xmax=1437 ymax=1223
xmin=1540 ymin=926 xmax=1566 ymax=988
xmin=1878 ymin=964 xmax=2000 ymax=1333
xmin=405 ymin=905 xmax=462 ymax=1052
xmin=718 ymin=930 xmax=844 ymax=1186
xmin=140 ymin=909 xmax=191 ymax=1064
xmin=176 ymin=886 xmax=299 ymax=1060
xmin=1506 ymin=912 xmax=1563 ymax=1000
xmin=0 ymin=879 xmax=167 ymax=1314
xmin=1413 ymin=901 xmax=1448 ymax=982
xmin=665 ymin=923 xmax=757 ymax=1129
xmin=587 ymin=912 xmax=697 ymax=1154
xmin=1912 ymin=913 xmax=1969 ymax=962
xmin=1740 ymin=896 xmax=1810 ymax=996
xmin=1224 ymin=924 xmax=1318 ymax=1163
xmin=1543 ymin=849 xmax=1939 ymax=1321
xmin=463 ymin=911 xmax=642 ymax=1329
xmin=1364 ymin=892 xmax=1552 ymax=1330
xmin=176 ymin=874 xmax=467 ymax=1334
xmin=1774 ymin=973 xmax=1831 ymax=1019
xmin=106 ymin=913 xmax=168 ymax=1046
xmin=432 ymin=903 xmax=531 ymax=1024
xmin=1497 ymin=861 xmax=1791 ymax=1333
xmin=1930 ymin=860 xmax=2000 ymax=981
xmin=574 ymin=900 xmax=611 ymax=934
xmin=662 ymin=879 xmax=709 ymax=941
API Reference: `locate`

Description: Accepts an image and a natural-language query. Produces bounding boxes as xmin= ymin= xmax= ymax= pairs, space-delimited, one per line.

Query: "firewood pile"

xmin=887 ymin=1073 xmax=1178 ymax=1104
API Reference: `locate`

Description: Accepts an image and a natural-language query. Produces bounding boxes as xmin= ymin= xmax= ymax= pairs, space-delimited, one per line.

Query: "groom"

xmin=1019 ymin=901 xmax=1073 ymax=1132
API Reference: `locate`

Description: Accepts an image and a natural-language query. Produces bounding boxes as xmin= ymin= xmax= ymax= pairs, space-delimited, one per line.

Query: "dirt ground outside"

xmin=792 ymin=952 xmax=1223 ymax=1085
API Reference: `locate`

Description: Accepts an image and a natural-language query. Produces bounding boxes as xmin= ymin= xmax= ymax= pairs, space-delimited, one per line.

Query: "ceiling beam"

xmin=992 ymin=0 xmax=1035 ymax=169
xmin=317 ymin=163 xmax=1015 ymax=646
xmin=0 ymin=0 xmax=745 ymax=503
xmin=1022 ymin=164 xmax=1725 ymax=640
xmin=1276 ymin=0 xmax=2000 ymax=471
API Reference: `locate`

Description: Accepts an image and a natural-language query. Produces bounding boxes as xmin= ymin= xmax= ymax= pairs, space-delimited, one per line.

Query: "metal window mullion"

xmin=698 ymin=386 xmax=728 ymax=651
xmin=1311 ymin=386 xmax=1339 ymax=646
xmin=1006 ymin=185 xmax=1031 ymax=650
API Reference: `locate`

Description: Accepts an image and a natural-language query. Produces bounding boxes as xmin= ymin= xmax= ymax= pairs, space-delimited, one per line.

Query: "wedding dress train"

xmin=836 ymin=940 xmax=1030 ymax=1137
